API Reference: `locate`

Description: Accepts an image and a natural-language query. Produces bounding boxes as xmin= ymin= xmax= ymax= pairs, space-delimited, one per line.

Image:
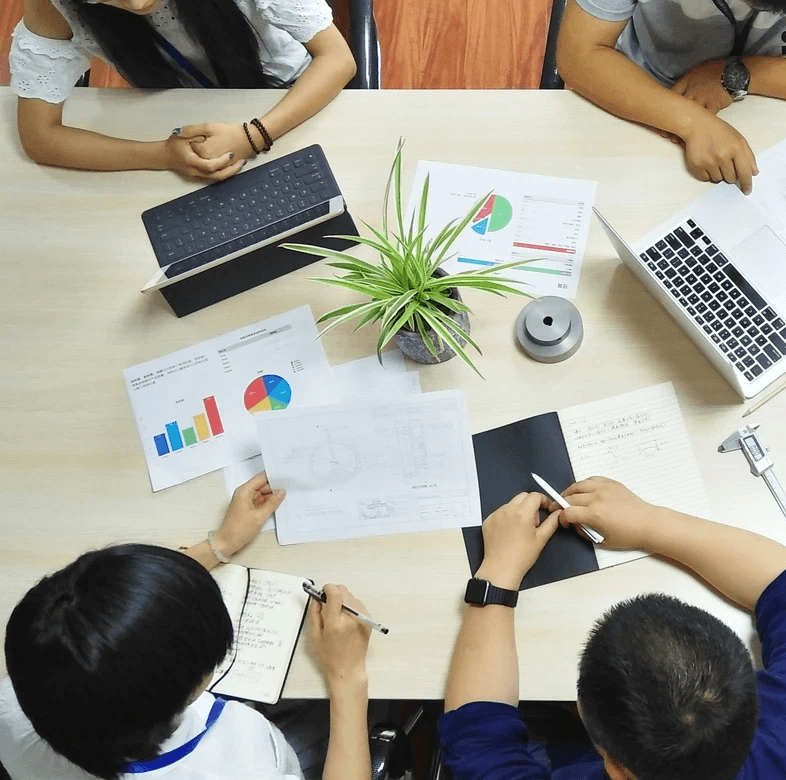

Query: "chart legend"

xmin=244 ymin=375 xmax=292 ymax=413
xmin=153 ymin=396 xmax=224 ymax=456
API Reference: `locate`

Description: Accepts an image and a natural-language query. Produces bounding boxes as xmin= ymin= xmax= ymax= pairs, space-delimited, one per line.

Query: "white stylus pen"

xmin=531 ymin=472 xmax=605 ymax=545
xmin=302 ymin=582 xmax=390 ymax=635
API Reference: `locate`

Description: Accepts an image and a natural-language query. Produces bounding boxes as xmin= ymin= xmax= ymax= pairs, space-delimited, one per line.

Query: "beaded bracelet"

xmin=207 ymin=530 xmax=232 ymax=563
xmin=242 ymin=121 xmax=262 ymax=156
xmin=250 ymin=118 xmax=273 ymax=152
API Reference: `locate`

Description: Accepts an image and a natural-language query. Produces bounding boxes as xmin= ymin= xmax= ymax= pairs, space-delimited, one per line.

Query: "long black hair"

xmin=5 ymin=544 xmax=234 ymax=779
xmin=71 ymin=0 xmax=277 ymax=87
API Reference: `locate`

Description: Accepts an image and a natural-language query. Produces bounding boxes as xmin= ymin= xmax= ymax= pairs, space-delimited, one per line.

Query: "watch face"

xmin=464 ymin=577 xmax=490 ymax=605
xmin=723 ymin=59 xmax=750 ymax=92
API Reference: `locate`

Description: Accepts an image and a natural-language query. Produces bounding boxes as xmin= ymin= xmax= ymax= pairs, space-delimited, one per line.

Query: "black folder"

xmin=463 ymin=412 xmax=598 ymax=590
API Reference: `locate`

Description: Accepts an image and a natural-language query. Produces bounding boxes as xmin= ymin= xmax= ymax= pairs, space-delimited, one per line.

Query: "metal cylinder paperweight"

xmin=516 ymin=296 xmax=584 ymax=363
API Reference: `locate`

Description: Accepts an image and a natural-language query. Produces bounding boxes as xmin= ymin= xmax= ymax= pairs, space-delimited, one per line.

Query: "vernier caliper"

xmin=719 ymin=425 xmax=786 ymax=519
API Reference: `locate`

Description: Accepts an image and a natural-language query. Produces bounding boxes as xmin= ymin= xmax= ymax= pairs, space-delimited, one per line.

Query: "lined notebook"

xmin=209 ymin=565 xmax=311 ymax=704
xmin=464 ymin=383 xmax=710 ymax=589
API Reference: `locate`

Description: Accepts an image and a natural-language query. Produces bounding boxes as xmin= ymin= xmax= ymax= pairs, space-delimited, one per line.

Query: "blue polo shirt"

xmin=439 ymin=569 xmax=786 ymax=779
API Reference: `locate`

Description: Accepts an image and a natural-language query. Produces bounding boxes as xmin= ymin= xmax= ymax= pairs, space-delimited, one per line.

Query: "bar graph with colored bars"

xmin=153 ymin=396 xmax=224 ymax=456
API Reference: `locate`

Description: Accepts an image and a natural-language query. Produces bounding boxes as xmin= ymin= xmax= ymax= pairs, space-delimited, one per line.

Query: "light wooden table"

xmin=3 ymin=86 xmax=786 ymax=700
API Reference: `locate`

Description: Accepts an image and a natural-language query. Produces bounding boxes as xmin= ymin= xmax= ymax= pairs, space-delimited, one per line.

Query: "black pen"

xmin=302 ymin=582 xmax=389 ymax=635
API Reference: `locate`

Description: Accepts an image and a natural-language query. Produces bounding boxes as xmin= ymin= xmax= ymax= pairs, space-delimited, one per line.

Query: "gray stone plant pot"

xmin=392 ymin=274 xmax=470 ymax=364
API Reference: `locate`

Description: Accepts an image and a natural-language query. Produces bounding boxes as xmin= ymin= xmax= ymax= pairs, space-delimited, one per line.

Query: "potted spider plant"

xmin=283 ymin=141 xmax=535 ymax=375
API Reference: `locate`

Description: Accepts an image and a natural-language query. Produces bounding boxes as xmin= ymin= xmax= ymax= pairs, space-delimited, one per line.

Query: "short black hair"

xmin=578 ymin=594 xmax=758 ymax=780
xmin=5 ymin=544 xmax=233 ymax=779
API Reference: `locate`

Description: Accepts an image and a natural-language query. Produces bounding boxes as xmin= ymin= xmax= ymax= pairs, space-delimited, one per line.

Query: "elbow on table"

xmin=341 ymin=50 xmax=358 ymax=88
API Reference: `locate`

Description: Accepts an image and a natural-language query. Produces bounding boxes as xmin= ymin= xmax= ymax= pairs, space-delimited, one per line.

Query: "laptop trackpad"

xmin=732 ymin=226 xmax=786 ymax=311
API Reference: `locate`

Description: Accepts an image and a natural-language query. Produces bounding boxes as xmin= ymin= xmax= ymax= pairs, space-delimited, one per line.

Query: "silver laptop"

xmin=595 ymin=142 xmax=786 ymax=399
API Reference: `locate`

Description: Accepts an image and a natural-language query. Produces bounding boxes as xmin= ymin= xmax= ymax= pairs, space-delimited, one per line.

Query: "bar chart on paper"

xmin=153 ymin=396 xmax=224 ymax=456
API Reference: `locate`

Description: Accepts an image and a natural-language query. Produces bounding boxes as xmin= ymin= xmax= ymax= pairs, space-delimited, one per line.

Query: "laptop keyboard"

xmin=141 ymin=144 xmax=342 ymax=279
xmin=640 ymin=218 xmax=786 ymax=383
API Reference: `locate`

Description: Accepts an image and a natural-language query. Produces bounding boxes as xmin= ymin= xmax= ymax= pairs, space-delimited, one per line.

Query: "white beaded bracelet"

xmin=207 ymin=531 xmax=232 ymax=564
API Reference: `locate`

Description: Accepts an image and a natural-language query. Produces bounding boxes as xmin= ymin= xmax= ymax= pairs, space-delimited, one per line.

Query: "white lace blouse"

xmin=10 ymin=0 xmax=333 ymax=104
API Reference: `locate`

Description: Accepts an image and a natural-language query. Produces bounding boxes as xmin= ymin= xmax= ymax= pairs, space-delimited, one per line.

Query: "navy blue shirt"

xmin=439 ymin=570 xmax=786 ymax=779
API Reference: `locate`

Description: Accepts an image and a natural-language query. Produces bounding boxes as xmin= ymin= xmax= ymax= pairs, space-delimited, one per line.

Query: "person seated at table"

xmin=10 ymin=0 xmax=356 ymax=179
xmin=440 ymin=477 xmax=786 ymax=779
xmin=0 ymin=472 xmax=373 ymax=780
xmin=556 ymin=0 xmax=786 ymax=195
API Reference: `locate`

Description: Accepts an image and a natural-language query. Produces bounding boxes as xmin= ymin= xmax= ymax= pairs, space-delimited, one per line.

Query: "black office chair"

xmin=539 ymin=0 xmax=568 ymax=89
xmin=328 ymin=0 xmax=381 ymax=89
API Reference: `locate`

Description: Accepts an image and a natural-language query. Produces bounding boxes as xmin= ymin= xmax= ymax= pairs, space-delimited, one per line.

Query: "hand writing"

xmin=309 ymin=583 xmax=371 ymax=692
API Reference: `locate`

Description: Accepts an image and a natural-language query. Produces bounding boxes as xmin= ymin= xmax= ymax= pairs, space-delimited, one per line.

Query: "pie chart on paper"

xmin=244 ymin=375 xmax=292 ymax=413
xmin=471 ymin=194 xmax=513 ymax=235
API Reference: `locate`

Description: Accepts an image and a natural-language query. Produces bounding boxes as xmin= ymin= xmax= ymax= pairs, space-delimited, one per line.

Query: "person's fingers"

xmin=321 ymin=583 xmax=347 ymax=622
xmin=253 ymin=487 xmax=286 ymax=519
xmin=536 ymin=510 xmax=561 ymax=542
xmin=735 ymin=155 xmax=756 ymax=196
xmin=177 ymin=123 xmax=211 ymax=139
xmin=239 ymin=470 xmax=271 ymax=495
xmin=204 ymin=157 xmax=245 ymax=181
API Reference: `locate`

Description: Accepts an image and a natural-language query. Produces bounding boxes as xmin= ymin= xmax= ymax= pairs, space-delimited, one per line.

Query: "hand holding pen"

xmin=304 ymin=582 xmax=389 ymax=634
xmin=531 ymin=473 xmax=605 ymax=544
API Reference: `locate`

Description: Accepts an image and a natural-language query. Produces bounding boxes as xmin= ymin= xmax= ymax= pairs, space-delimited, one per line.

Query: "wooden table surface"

xmin=3 ymin=86 xmax=786 ymax=699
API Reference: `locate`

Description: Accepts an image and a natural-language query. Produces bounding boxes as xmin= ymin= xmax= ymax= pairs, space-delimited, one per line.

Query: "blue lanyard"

xmin=122 ymin=696 xmax=227 ymax=774
xmin=150 ymin=29 xmax=217 ymax=88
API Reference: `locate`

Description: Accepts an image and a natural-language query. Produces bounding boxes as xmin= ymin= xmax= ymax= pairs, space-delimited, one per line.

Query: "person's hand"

xmin=672 ymin=59 xmax=733 ymax=115
xmin=680 ymin=112 xmax=758 ymax=194
xmin=475 ymin=492 xmax=560 ymax=589
xmin=213 ymin=471 xmax=285 ymax=557
xmin=178 ymin=122 xmax=257 ymax=162
xmin=162 ymin=133 xmax=244 ymax=181
xmin=555 ymin=476 xmax=655 ymax=550
xmin=309 ymin=584 xmax=370 ymax=693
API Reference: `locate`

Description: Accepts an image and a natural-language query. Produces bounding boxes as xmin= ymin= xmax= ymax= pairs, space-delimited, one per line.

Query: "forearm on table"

xmin=253 ymin=54 xmax=355 ymax=142
xmin=643 ymin=507 xmax=786 ymax=611
xmin=558 ymin=44 xmax=710 ymax=141
xmin=746 ymin=55 xmax=786 ymax=100
xmin=18 ymin=99 xmax=167 ymax=171
xmin=444 ymin=603 xmax=519 ymax=712
xmin=323 ymin=679 xmax=371 ymax=780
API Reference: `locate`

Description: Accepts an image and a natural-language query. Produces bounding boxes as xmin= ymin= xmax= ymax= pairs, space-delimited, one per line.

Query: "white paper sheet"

xmin=124 ymin=306 xmax=332 ymax=491
xmin=257 ymin=390 xmax=482 ymax=545
xmin=221 ymin=350 xmax=423 ymax=525
xmin=405 ymin=161 xmax=597 ymax=299
xmin=559 ymin=382 xmax=710 ymax=569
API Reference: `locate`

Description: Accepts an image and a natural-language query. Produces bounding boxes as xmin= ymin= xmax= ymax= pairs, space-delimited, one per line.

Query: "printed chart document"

xmin=210 ymin=564 xmax=310 ymax=705
xmin=405 ymin=161 xmax=597 ymax=299
xmin=124 ymin=306 xmax=333 ymax=491
xmin=222 ymin=351 xmax=422 ymax=526
xmin=258 ymin=390 xmax=482 ymax=545
xmin=465 ymin=383 xmax=709 ymax=589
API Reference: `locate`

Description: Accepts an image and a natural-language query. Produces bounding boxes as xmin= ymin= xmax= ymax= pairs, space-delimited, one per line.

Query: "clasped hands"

xmin=477 ymin=477 xmax=654 ymax=588
xmin=164 ymin=122 xmax=254 ymax=181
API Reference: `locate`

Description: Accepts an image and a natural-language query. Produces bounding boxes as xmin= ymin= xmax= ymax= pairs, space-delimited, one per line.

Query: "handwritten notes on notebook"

xmin=559 ymin=383 xmax=710 ymax=569
xmin=209 ymin=564 xmax=310 ymax=704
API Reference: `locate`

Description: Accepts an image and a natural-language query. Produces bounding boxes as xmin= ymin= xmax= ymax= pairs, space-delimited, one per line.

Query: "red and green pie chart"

xmin=471 ymin=194 xmax=512 ymax=235
xmin=244 ymin=374 xmax=292 ymax=413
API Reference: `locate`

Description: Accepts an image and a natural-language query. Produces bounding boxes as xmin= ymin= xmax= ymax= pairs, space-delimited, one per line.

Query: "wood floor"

xmin=0 ymin=0 xmax=551 ymax=89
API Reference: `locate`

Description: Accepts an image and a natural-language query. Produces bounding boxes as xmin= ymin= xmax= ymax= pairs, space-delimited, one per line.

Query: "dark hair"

xmin=5 ymin=544 xmax=233 ymax=779
xmin=71 ymin=0 xmax=277 ymax=88
xmin=578 ymin=594 xmax=758 ymax=780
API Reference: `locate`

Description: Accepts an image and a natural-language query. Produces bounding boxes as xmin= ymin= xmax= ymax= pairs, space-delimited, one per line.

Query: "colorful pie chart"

xmin=471 ymin=194 xmax=513 ymax=235
xmin=244 ymin=374 xmax=292 ymax=413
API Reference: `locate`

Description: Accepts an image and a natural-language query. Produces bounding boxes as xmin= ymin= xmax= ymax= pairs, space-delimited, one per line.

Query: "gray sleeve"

xmin=575 ymin=0 xmax=636 ymax=22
